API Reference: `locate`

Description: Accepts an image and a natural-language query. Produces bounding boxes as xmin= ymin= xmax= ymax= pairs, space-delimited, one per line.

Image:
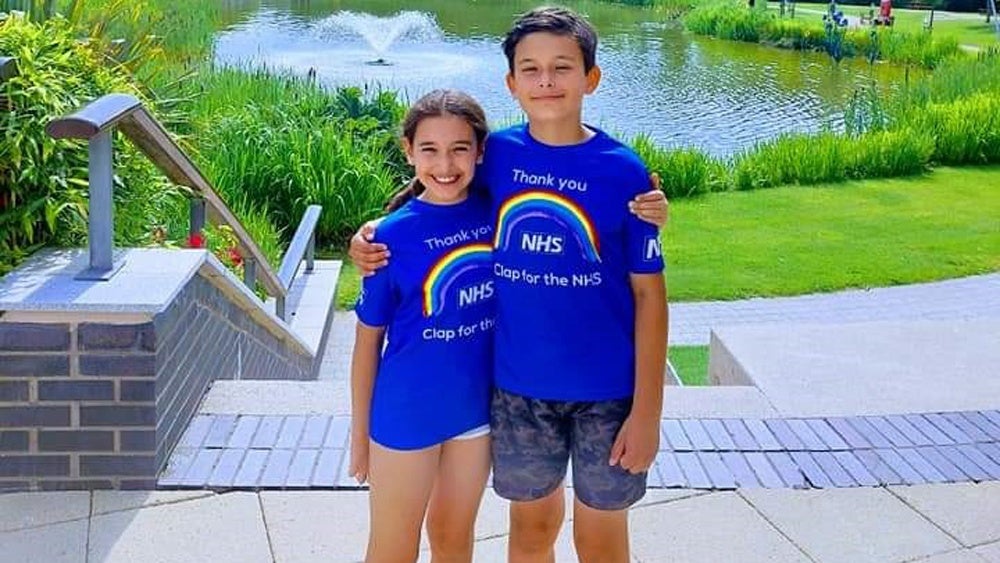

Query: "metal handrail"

xmin=44 ymin=94 xmax=296 ymax=314
xmin=275 ymin=205 xmax=321 ymax=319
xmin=0 ymin=57 xmax=17 ymax=81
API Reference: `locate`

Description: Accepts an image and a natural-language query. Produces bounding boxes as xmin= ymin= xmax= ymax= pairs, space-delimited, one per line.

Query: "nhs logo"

xmin=643 ymin=235 xmax=663 ymax=261
xmin=459 ymin=281 xmax=494 ymax=308
xmin=521 ymin=232 xmax=564 ymax=255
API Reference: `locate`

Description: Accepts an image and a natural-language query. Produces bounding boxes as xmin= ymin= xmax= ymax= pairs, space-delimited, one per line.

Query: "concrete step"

xmin=663 ymin=386 xmax=779 ymax=418
xmin=264 ymin=259 xmax=341 ymax=358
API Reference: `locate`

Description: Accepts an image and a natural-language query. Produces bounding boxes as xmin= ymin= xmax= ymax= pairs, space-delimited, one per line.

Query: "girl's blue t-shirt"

xmin=355 ymin=195 xmax=495 ymax=450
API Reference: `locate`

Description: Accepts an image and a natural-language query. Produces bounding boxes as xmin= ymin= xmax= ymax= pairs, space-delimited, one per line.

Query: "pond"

xmin=213 ymin=0 xmax=910 ymax=156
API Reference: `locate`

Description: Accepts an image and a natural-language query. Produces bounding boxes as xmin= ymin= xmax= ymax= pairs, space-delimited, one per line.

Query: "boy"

xmin=352 ymin=7 xmax=667 ymax=562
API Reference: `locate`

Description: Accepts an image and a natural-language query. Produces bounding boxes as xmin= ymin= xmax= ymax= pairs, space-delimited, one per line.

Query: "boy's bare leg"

xmin=367 ymin=441 xmax=440 ymax=563
xmin=508 ymin=486 xmax=565 ymax=563
xmin=572 ymin=497 xmax=629 ymax=563
xmin=425 ymin=435 xmax=491 ymax=563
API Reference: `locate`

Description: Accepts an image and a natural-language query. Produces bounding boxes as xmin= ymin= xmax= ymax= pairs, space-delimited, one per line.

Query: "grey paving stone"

xmin=679 ymin=419 xmax=714 ymax=451
xmin=812 ymin=452 xmax=856 ymax=487
xmin=980 ymin=443 xmax=1000 ymax=465
xmin=867 ymin=416 xmax=914 ymax=447
xmin=0 ymin=492 xmax=90 ymax=532
xmin=789 ymin=451 xmax=833 ymax=489
xmin=285 ymin=449 xmax=319 ymax=487
xmin=158 ymin=448 xmax=198 ymax=487
xmin=855 ymin=449 xmax=905 ymax=486
xmin=675 ymin=452 xmax=711 ymax=489
xmin=983 ymin=411 xmax=1000 ymax=429
xmin=806 ymin=419 xmax=849 ymax=450
xmin=275 ymin=416 xmax=306 ymax=449
xmin=720 ymin=452 xmax=761 ymax=488
xmin=180 ymin=449 xmax=221 ymax=487
xmin=832 ymin=451 xmax=880 ymax=487
xmin=765 ymin=451 xmax=808 ymax=489
xmin=786 ymin=419 xmax=828 ymax=451
xmin=259 ymin=449 xmax=294 ymax=488
xmin=225 ymin=416 xmax=260 ymax=449
xmin=660 ymin=419 xmax=692 ymax=451
xmin=743 ymin=419 xmax=783 ymax=451
xmin=742 ymin=488 xmax=961 ymax=563
xmin=744 ymin=452 xmax=785 ymax=488
xmin=207 ymin=449 xmax=246 ymax=488
xmin=975 ymin=540 xmax=1000 ymax=562
xmin=631 ymin=492 xmax=810 ymax=562
xmin=847 ymin=417 xmax=894 ymax=449
xmin=926 ymin=414 xmax=974 ymax=444
xmin=91 ymin=492 xmax=215 ymax=516
xmin=891 ymin=482 xmax=1000 ymax=547
xmin=919 ymin=446 xmax=973 ymax=482
xmin=827 ymin=417 xmax=871 ymax=449
xmin=323 ymin=417 xmax=350 ymax=449
xmin=88 ymin=492 xmax=271 ymax=563
xmin=896 ymin=448 xmax=949 ymax=484
xmin=765 ymin=419 xmax=805 ymax=451
xmin=177 ymin=415 xmax=212 ymax=449
xmin=962 ymin=412 xmax=1000 ymax=441
xmin=722 ymin=419 xmax=758 ymax=451
xmin=260 ymin=491 xmax=370 ymax=563
xmin=937 ymin=445 xmax=990 ymax=481
xmin=911 ymin=548 xmax=990 ymax=563
xmin=299 ymin=416 xmax=330 ymax=449
xmin=656 ymin=451 xmax=687 ymax=488
xmin=958 ymin=445 xmax=1000 ymax=479
xmin=885 ymin=414 xmax=936 ymax=446
xmin=202 ymin=414 xmax=236 ymax=448
xmin=233 ymin=449 xmax=268 ymax=488
xmin=906 ymin=414 xmax=956 ymax=446
xmin=696 ymin=452 xmax=736 ymax=489
xmin=0 ymin=519 xmax=88 ymax=563
xmin=943 ymin=413 xmax=991 ymax=443
xmin=250 ymin=416 xmax=283 ymax=448
xmin=700 ymin=419 xmax=736 ymax=451
xmin=313 ymin=449 xmax=343 ymax=487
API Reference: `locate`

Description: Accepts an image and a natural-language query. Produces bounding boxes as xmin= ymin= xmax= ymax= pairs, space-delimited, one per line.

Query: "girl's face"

xmin=403 ymin=114 xmax=482 ymax=205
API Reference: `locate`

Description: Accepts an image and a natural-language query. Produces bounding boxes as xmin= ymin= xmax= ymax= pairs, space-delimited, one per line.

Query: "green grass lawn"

xmin=670 ymin=346 xmax=710 ymax=385
xmin=665 ymin=166 xmax=1000 ymax=301
xmin=331 ymin=166 xmax=1000 ymax=305
xmin=766 ymin=2 xmax=1000 ymax=48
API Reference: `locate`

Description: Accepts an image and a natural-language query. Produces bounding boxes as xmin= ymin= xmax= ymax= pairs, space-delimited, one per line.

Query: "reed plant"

xmin=631 ymin=135 xmax=728 ymax=197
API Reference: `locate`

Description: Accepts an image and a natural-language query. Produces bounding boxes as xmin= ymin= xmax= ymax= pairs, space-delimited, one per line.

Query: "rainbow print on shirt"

xmin=493 ymin=190 xmax=601 ymax=262
xmin=422 ymin=242 xmax=493 ymax=317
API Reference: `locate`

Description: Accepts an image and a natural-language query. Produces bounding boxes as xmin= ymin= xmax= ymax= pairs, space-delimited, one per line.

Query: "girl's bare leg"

xmin=425 ymin=434 xmax=491 ymax=563
xmin=366 ymin=440 xmax=441 ymax=563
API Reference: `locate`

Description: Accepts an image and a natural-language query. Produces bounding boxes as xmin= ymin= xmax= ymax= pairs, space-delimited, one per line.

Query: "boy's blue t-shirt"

xmin=479 ymin=124 xmax=665 ymax=402
xmin=355 ymin=195 xmax=495 ymax=450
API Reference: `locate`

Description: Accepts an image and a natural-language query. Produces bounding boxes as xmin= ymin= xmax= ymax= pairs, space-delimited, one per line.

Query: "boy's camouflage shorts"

xmin=490 ymin=387 xmax=647 ymax=511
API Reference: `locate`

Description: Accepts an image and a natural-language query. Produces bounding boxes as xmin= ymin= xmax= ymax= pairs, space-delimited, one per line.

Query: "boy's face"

xmin=505 ymin=32 xmax=601 ymax=126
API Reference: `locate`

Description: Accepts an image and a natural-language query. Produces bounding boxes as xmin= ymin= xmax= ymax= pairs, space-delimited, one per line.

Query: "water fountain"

xmin=316 ymin=11 xmax=442 ymax=66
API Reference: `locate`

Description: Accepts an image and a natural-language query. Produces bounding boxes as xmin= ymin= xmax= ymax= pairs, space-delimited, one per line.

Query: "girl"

xmin=349 ymin=89 xmax=494 ymax=563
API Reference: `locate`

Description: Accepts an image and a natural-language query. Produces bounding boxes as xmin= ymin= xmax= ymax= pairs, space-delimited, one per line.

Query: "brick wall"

xmin=0 ymin=275 xmax=313 ymax=491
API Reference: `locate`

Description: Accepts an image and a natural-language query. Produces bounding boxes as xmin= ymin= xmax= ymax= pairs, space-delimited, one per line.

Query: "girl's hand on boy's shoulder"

xmin=349 ymin=432 xmax=370 ymax=484
xmin=608 ymin=413 xmax=660 ymax=474
xmin=629 ymin=173 xmax=669 ymax=229
xmin=349 ymin=220 xmax=390 ymax=277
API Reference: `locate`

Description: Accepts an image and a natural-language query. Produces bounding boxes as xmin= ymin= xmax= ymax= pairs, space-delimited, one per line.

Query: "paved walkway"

xmin=670 ymin=274 xmax=1000 ymax=345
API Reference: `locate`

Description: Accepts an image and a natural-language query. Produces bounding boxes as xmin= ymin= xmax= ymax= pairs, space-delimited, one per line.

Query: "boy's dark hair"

xmin=385 ymin=89 xmax=489 ymax=213
xmin=501 ymin=6 xmax=598 ymax=73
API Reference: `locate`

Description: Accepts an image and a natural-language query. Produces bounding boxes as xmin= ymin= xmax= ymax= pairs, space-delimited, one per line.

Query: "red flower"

xmin=187 ymin=232 xmax=205 ymax=248
xmin=227 ymin=247 xmax=243 ymax=267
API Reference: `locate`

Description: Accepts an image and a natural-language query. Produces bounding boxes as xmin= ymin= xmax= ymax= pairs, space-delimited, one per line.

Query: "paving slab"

xmin=709 ymin=320 xmax=1000 ymax=417
xmin=88 ymin=492 xmax=270 ymax=563
xmin=661 ymin=387 xmax=779 ymax=418
xmin=630 ymin=491 xmax=809 ymax=562
xmin=91 ymin=491 xmax=215 ymax=516
xmin=198 ymin=381 xmax=345 ymax=415
xmin=913 ymin=549 xmax=991 ymax=562
xmin=891 ymin=482 xmax=1000 ymax=547
xmin=0 ymin=492 xmax=90 ymax=532
xmin=975 ymin=541 xmax=1000 ymax=562
xmin=261 ymin=491 xmax=370 ymax=562
xmin=0 ymin=519 xmax=88 ymax=563
xmin=741 ymin=487 xmax=961 ymax=562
